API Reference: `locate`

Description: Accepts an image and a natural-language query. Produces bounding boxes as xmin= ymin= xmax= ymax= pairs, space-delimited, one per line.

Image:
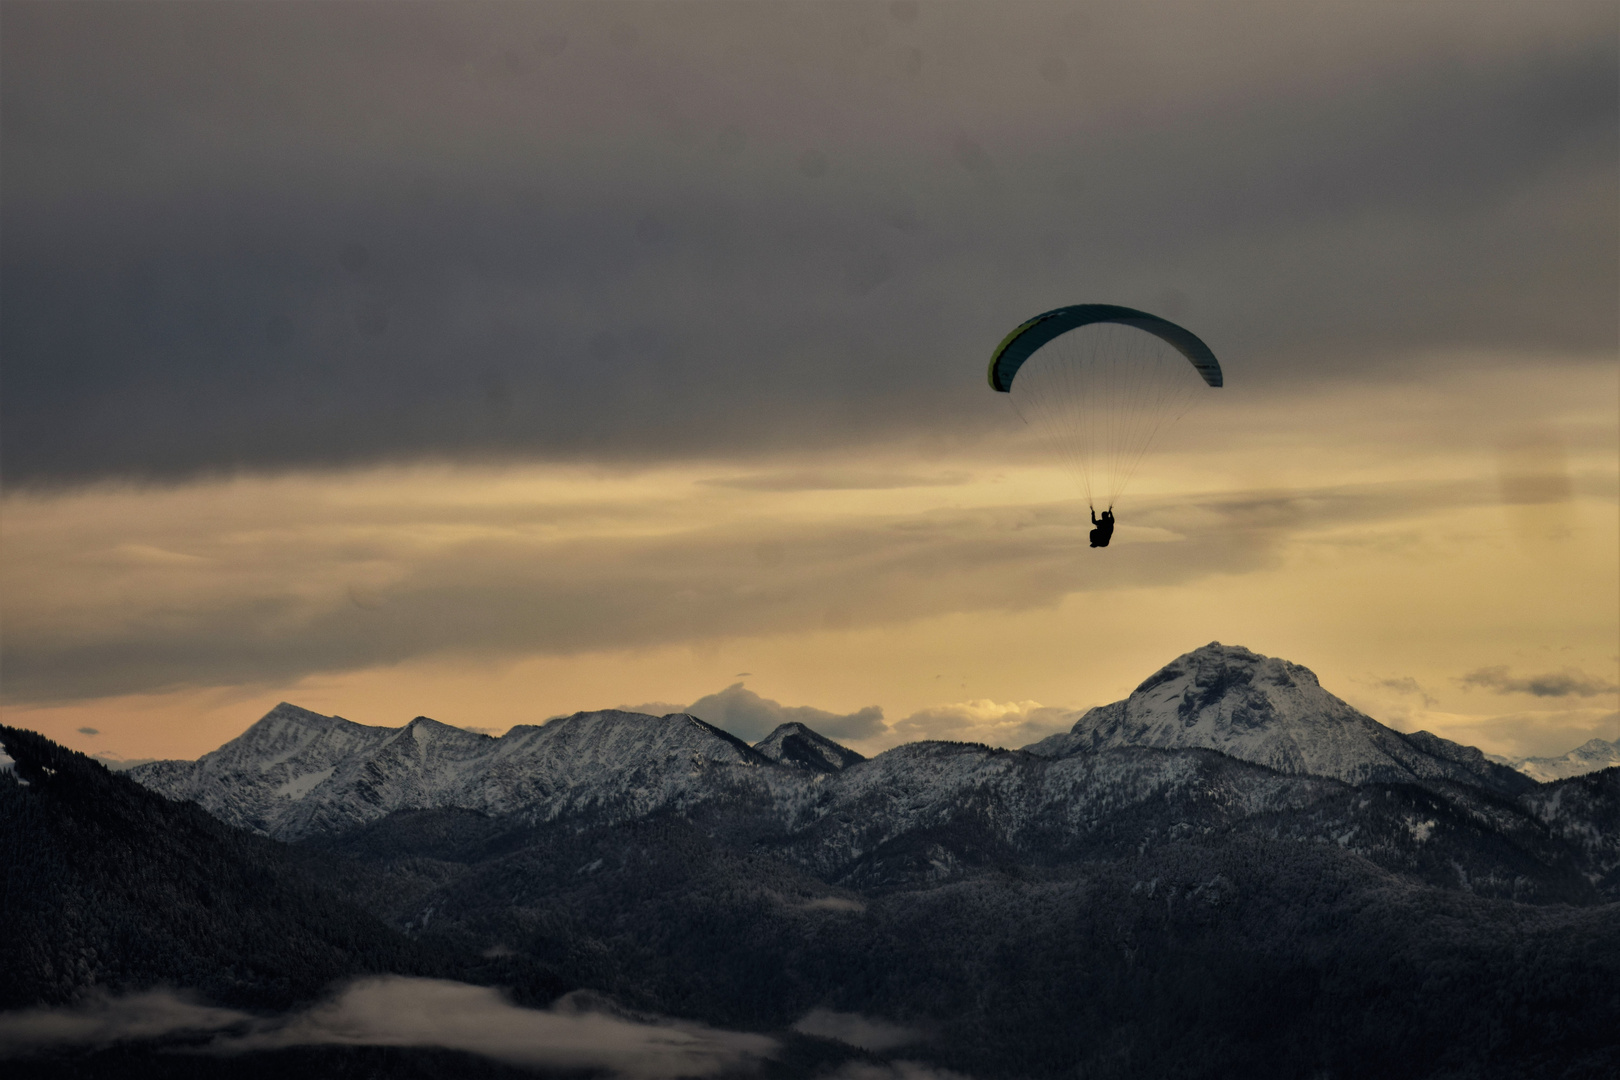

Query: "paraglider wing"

xmin=988 ymin=304 xmax=1222 ymax=392
xmin=986 ymin=304 xmax=1224 ymax=510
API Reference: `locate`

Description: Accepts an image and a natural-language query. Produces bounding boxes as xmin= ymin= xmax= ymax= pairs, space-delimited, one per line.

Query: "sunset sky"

xmin=3 ymin=1 xmax=1615 ymax=765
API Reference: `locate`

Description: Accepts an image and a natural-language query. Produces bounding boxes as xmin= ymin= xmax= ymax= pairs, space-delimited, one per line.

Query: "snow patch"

xmin=274 ymin=766 xmax=334 ymax=800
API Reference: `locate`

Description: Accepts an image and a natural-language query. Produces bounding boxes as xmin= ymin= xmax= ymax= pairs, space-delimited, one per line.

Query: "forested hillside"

xmin=0 ymin=726 xmax=564 ymax=1012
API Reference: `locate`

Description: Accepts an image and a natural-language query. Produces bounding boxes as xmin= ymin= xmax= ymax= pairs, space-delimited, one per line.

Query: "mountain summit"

xmin=752 ymin=722 xmax=866 ymax=773
xmin=1024 ymin=642 xmax=1534 ymax=795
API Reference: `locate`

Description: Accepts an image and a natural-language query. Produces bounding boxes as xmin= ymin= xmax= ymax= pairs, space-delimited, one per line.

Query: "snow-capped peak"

xmin=1023 ymin=642 xmax=1532 ymax=794
xmin=752 ymin=722 xmax=865 ymax=773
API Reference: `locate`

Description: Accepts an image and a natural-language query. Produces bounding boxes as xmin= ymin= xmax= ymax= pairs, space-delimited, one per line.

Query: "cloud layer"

xmin=0 ymin=989 xmax=251 ymax=1053
xmin=0 ymin=978 xmax=776 ymax=1077
xmin=4 ymin=412 xmax=1615 ymax=714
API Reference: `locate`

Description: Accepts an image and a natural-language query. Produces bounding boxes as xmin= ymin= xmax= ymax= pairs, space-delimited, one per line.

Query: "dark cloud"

xmin=1 ymin=2 xmax=1613 ymax=487
xmin=0 ymin=978 xmax=776 ymax=1076
xmin=76 ymin=726 xmax=99 ymax=735
xmin=683 ymin=683 xmax=884 ymax=744
xmin=1459 ymin=666 xmax=1620 ymax=699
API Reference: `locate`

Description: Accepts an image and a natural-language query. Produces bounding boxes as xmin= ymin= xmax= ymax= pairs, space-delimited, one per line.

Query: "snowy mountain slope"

xmin=130 ymin=704 xmax=788 ymax=840
xmin=773 ymin=740 xmax=1326 ymax=883
xmin=127 ymin=703 xmax=402 ymax=835
xmin=1024 ymin=642 xmax=1534 ymax=796
xmin=1491 ymin=738 xmax=1620 ymax=782
xmin=753 ymin=722 xmax=866 ymax=772
xmin=760 ymin=739 xmax=1597 ymax=900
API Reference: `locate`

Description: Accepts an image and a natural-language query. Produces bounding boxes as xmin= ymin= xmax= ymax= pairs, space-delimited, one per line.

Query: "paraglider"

xmin=1089 ymin=507 xmax=1115 ymax=548
xmin=988 ymin=304 xmax=1222 ymax=545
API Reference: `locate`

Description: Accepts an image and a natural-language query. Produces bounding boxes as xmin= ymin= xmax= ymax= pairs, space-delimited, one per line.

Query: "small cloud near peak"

xmin=682 ymin=683 xmax=884 ymax=744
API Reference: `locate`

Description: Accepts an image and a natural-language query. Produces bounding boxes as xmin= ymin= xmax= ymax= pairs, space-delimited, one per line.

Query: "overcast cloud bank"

xmin=2 ymin=2 xmax=1613 ymax=485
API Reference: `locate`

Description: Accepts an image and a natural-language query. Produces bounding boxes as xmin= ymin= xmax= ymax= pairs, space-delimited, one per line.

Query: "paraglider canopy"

xmin=988 ymin=304 xmax=1222 ymax=392
xmin=988 ymin=303 xmax=1222 ymax=512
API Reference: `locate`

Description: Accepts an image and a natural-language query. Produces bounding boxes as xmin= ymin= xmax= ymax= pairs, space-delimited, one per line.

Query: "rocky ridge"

xmin=131 ymin=704 xmax=795 ymax=840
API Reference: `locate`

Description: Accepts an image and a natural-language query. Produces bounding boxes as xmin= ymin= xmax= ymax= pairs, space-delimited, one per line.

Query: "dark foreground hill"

xmin=0 ymin=726 xmax=559 ymax=1013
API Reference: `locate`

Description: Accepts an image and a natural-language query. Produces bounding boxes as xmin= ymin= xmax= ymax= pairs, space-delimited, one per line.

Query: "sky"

xmin=2 ymin=0 xmax=1616 ymax=764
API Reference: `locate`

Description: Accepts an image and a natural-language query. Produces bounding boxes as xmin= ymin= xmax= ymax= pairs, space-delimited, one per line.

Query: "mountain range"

xmin=131 ymin=705 xmax=778 ymax=841
xmin=8 ymin=642 xmax=1619 ymax=1079
xmin=127 ymin=644 xmax=1602 ymax=897
xmin=1491 ymin=737 xmax=1620 ymax=783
